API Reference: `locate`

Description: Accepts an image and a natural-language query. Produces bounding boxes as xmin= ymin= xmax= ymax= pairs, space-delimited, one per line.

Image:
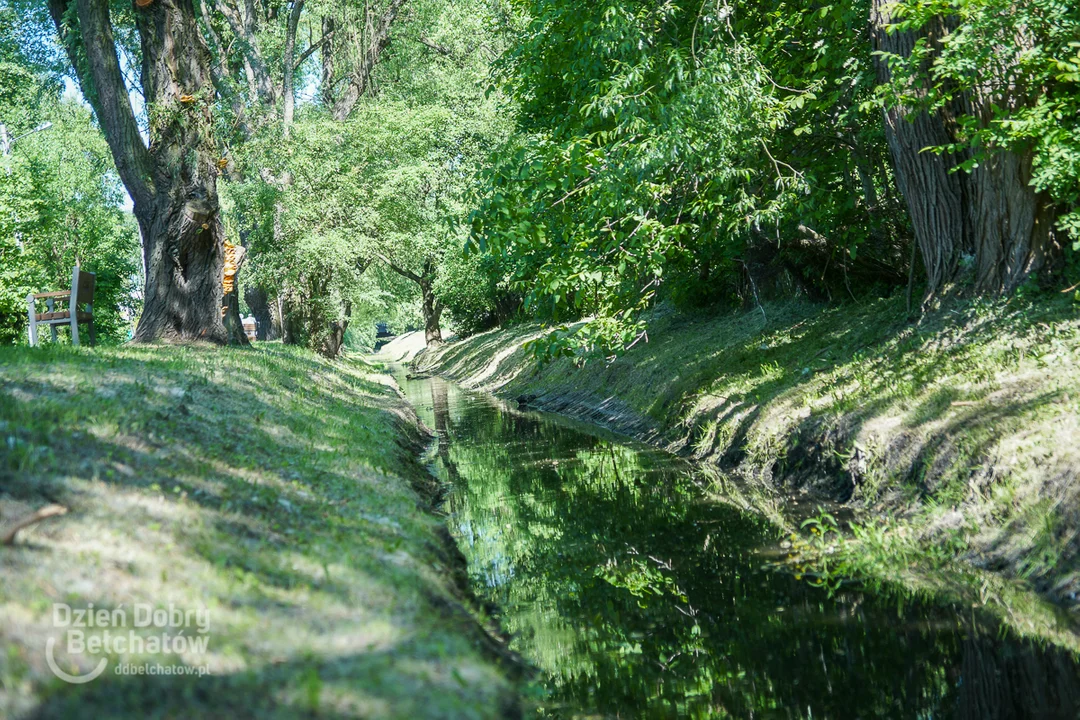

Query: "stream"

xmin=398 ymin=372 xmax=1080 ymax=719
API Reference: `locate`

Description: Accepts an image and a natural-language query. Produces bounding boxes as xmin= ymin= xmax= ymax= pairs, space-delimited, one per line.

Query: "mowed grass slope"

xmin=0 ymin=344 xmax=516 ymax=719
xmin=417 ymin=295 xmax=1080 ymax=612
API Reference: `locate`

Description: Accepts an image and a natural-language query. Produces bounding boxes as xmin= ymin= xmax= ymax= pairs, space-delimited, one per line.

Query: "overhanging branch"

xmin=375 ymin=251 xmax=423 ymax=284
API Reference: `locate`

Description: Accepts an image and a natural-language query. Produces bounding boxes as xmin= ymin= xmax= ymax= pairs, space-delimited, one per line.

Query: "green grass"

xmin=417 ymin=293 xmax=1080 ymax=629
xmin=0 ymin=343 xmax=517 ymax=719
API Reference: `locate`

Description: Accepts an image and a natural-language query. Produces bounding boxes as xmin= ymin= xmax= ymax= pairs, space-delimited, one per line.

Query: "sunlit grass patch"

xmin=0 ymin=343 xmax=516 ymax=719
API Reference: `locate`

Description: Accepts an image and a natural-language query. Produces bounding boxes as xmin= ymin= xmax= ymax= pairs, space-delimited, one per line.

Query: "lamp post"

xmin=0 ymin=121 xmax=53 ymax=157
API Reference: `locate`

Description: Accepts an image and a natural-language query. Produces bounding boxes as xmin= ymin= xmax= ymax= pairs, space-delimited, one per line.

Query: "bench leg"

xmin=26 ymin=294 xmax=37 ymax=347
xmin=51 ymin=325 xmax=58 ymax=344
xmin=70 ymin=315 xmax=80 ymax=348
xmin=88 ymin=319 xmax=96 ymax=347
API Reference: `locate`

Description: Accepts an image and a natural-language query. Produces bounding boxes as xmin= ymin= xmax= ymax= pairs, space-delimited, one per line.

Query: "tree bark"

xmin=871 ymin=0 xmax=1060 ymax=298
xmin=962 ymin=100 xmax=1058 ymax=294
xmin=871 ymin=1 xmax=969 ymax=299
xmin=422 ymin=280 xmax=444 ymax=346
xmin=320 ymin=16 xmax=336 ymax=107
xmin=50 ymin=0 xmax=236 ymax=344
xmin=281 ymin=0 xmax=305 ymax=137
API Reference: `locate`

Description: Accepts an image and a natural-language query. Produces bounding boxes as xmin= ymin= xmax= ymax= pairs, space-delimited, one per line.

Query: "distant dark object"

xmin=376 ymin=322 xmax=393 ymax=338
xmin=516 ymin=394 xmax=537 ymax=408
xmin=406 ymin=373 xmax=432 ymax=381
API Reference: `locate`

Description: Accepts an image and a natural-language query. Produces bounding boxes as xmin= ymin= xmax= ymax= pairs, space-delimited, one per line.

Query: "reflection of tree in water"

xmin=956 ymin=634 xmax=1080 ymax=720
xmin=429 ymin=379 xmax=459 ymax=485
xmin=410 ymin=378 xmax=1080 ymax=719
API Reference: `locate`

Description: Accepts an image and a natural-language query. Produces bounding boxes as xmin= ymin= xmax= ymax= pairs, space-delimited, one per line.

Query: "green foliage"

xmin=230 ymin=38 xmax=511 ymax=347
xmin=880 ymin=0 xmax=1080 ymax=245
xmin=471 ymin=2 xmax=784 ymax=354
xmin=0 ymin=55 xmax=141 ymax=345
xmin=470 ymin=0 xmax=911 ymax=359
xmin=434 ymin=248 xmax=519 ymax=337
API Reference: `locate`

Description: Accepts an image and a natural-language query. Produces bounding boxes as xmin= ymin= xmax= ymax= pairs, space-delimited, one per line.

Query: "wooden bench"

xmin=27 ymin=266 xmax=96 ymax=347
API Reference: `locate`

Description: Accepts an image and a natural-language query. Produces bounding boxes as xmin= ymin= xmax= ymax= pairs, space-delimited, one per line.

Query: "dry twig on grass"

xmin=1 ymin=505 xmax=68 ymax=546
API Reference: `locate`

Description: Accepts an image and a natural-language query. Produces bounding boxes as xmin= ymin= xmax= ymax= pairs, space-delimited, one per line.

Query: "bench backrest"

xmin=72 ymin=266 xmax=96 ymax=307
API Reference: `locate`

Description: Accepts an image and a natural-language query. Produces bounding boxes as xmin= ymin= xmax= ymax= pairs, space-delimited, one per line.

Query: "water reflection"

xmin=400 ymin=375 xmax=1080 ymax=719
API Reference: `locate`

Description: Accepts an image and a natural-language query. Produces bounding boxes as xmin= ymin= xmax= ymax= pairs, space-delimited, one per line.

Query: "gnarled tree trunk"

xmin=871 ymin=2 xmax=969 ymax=299
xmin=871 ymin=0 xmax=1060 ymax=299
xmin=49 ymin=0 xmax=242 ymax=344
xmin=963 ymin=126 xmax=1058 ymax=295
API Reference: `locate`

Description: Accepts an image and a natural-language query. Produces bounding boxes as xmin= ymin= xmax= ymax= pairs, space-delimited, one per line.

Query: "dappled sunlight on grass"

xmin=0 ymin=343 xmax=517 ymax=718
xmin=423 ymin=294 xmax=1080 ymax=648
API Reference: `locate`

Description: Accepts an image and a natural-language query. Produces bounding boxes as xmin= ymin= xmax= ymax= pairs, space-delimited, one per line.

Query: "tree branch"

xmin=197 ymin=0 xmax=249 ymax=132
xmin=48 ymin=0 xmax=154 ymax=207
xmin=296 ymin=28 xmax=335 ymax=67
xmin=375 ymin=251 xmax=422 ymax=284
xmin=418 ymin=36 xmax=453 ymax=58
xmin=2 ymin=505 xmax=68 ymax=545
xmin=331 ymin=0 xmax=409 ymax=121
xmin=211 ymin=0 xmax=277 ymax=104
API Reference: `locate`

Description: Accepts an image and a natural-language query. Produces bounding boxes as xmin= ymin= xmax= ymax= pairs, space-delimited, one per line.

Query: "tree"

xmin=47 ymin=0 xmax=245 ymax=344
xmin=1 ymin=16 xmax=141 ymax=345
xmin=872 ymin=0 xmax=1079 ymax=297
xmin=470 ymin=1 xmax=800 ymax=355
xmin=221 ymin=0 xmax=508 ymax=354
xmin=195 ymin=0 xmax=416 ymax=346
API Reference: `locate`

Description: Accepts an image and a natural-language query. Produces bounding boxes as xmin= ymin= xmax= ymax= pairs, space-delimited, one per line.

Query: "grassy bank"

xmin=0 ymin=343 xmax=518 ymax=719
xmin=415 ymin=295 xmax=1080 ymax=623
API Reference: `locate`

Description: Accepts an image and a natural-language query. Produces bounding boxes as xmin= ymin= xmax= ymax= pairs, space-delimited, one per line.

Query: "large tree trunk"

xmin=871 ymin=2 xmax=969 ymax=299
xmin=50 ymin=0 xmax=237 ymax=344
xmin=135 ymin=200 xmax=229 ymax=344
xmin=135 ymin=1 xmax=238 ymax=343
xmin=963 ymin=114 xmax=1058 ymax=295
xmin=871 ymin=0 xmax=1059 ymax=299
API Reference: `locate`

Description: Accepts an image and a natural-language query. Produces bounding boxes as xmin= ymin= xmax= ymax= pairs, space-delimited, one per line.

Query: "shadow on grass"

xmin=25 ymin=640 xmax=521 ymax=720
xmin=0 ymin=342 xmax=520 ymax=718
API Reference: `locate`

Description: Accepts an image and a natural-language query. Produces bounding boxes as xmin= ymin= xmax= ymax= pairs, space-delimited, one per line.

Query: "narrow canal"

xmin=398 ymin=372 xmax=1080 ymax=719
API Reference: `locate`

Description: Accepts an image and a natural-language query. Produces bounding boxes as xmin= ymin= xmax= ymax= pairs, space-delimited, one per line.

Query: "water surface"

xmin=399 ymin=373 xmax=1080 ymax=719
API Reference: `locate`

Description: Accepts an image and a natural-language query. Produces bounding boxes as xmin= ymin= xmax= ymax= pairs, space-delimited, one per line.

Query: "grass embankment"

xmin=415 ymin=295 xmax=1080 ymax=632
xmin=0 ymin=344 xmax=518 ymax=719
